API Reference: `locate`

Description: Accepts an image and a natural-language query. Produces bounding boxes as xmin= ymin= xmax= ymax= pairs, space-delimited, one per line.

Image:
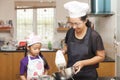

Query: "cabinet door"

xmin=12 ymin=52 xmax=24 ymax=80
xmin=0 ymin=53 xmax=13 ymax=80
xmin=41 ymin=52 xmax=58 ymax=75
xmin=97 ymin=62 xmax=115 ymax=77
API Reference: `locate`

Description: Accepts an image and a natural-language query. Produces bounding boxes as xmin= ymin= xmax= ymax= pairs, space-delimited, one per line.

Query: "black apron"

xmin=67 ymin=28 xmax=98 ymax=80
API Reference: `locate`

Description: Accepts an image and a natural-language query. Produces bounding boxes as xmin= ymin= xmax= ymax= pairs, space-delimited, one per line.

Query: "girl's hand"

xmin=20 ymin=75 xmax=27 ymax=80
xmin=73 ymin=61 xmax=84 ymax=74
xmin=43 ymin=70 xmax=48 ymax=75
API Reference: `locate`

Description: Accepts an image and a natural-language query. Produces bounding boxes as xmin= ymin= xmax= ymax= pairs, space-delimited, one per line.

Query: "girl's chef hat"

xmin=64 ymin=1 xmax=89 ymax=18
xmin=26 ymin=33 xmax=41 ymax=46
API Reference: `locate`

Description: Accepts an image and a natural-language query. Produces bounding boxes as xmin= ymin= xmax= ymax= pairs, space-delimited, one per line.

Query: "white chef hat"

xmin=64 ymin=1 xmax=89 ymax=18
xmin=26 ymin=33 xmax=41 ymax=46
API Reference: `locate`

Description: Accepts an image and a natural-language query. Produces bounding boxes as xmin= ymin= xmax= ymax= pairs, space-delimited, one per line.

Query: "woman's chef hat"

xmin=64 ymin=1 xmax=89 ymax=18
xmin=26 ymin=33 xmax=41 ymax=46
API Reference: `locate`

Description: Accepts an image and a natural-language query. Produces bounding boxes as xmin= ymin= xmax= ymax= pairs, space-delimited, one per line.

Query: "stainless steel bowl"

xmin=52 ymin=67 xmax=75 ymax=80
xmin=39 ymin=75 xmax=51 ymax=80
xmin=61 ymin=67 xmax=75 ymax=79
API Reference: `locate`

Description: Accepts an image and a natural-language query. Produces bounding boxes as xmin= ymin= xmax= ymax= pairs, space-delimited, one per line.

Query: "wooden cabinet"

xmin=0 ymin=52 xmax=24 ymax=80
xmin=0 ymin=51 xmax=60 ymax=80
xmin=97 ymin=62 xmax=115 ymax=77
xmin=12 ymin=52 xmax=24 ymax=80
xmin=0 ymin=51 xmax=115 ymax=80
xmin=0 ymin=51 xmax=59 ymax=80
xmin=0 ymin=53 xmax=13 ymax=80
xmin=41 ymin=52 xmax=58 ymax=75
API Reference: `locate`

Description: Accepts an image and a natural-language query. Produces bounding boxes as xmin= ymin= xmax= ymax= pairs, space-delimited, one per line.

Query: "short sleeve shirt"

xmin=65 ymin=28 xmax=104 ymax=55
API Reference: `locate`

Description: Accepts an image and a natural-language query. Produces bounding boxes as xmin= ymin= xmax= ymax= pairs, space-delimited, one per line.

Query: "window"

xmin=17 ymin=9 xmax=33 ymax=40
xmin=16 ymin=8 xmax=55 ymax=46
xmin=37 ymin=8 xmax=54 ymax=44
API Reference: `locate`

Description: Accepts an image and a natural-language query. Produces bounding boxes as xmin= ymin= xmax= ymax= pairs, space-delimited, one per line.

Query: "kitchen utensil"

xmin=39 ymin=75 xmax=51 ymax=80
xmin=55 ymin=50 xmax=66 ymax=71
xmin=31 ymin=76 xmax=38 ymax=80
xmin=52 ymin=72 xmax=66 ymax=80
xmin=61 ymin=67 xmax=75 ymax=79
xmin=52 ymin=67 xmax=75 ymax=80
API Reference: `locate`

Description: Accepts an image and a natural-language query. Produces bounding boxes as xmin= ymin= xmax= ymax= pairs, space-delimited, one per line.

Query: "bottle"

xmin=48 ymin=41 xmax=52 ymax=50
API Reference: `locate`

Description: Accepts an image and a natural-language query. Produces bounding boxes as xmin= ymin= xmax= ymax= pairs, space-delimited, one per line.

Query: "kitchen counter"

xmin=0 ymin=48 xmax=57 ymax=52
xmin=98 ymin=77 xmax=120 ymax=80
xmin=103 ymin=56 xmax=115 ymax=62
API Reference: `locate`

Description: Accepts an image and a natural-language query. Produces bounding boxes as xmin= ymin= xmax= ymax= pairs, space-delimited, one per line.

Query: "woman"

xmin=61 ymin=1 xmax=105 ymax=80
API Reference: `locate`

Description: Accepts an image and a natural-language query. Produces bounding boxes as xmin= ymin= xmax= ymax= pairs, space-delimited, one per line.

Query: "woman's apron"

xmin=27 ymin=55 xmax=44 ymax=80
xmin=67 ymin=28 xmax=98 ymax=80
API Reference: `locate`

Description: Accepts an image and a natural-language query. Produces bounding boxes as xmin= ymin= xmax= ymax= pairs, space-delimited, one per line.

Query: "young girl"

xmin=20 ymin=33 xmax=49 ymax=80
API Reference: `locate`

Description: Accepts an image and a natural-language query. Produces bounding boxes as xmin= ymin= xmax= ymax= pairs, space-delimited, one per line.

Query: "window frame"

xmin=16 ymin=8 xmax=56 ymax=47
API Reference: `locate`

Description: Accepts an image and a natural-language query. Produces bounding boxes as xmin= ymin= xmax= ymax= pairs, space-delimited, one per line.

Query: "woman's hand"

xmin=73 ymin=61 xmax=84 ymax=74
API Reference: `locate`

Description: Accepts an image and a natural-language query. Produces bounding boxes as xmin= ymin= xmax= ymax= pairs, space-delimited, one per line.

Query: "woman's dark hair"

xmin=80 ymin=15 xmax=92 ymax=28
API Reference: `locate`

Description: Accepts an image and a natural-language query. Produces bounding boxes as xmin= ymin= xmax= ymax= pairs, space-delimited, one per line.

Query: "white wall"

xmin=0 ymin=0 xmax=15 ymax=41
xmin=56 ymin=0 xmax=89 ymax=21
xmin=96 ymin=16 xmax=116 ymax=59
xmin=95 ymin=0 xmax=116 ymax=59
xmin=0 ymin=0 xmax=15 ymax=21
xmin=116 ymin=0 xmax=120 ymax=57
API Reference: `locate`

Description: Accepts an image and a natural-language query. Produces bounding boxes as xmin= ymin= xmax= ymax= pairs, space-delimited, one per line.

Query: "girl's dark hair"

xmin=24 ymin=44 xmax=42 ymax=57
xmin=24 ymin=47 xmax=41 ymax=57
xmin=24 ymin=44 xmax=28 ymax=57
xmin=80 ymin=15 xmax=92 ymax=28
xmin=24 ymin=46 xmax=49 ymax=69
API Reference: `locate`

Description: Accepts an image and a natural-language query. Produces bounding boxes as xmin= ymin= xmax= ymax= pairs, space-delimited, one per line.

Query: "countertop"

xmin=0 ymin=49 xmax=57 ymax=52
xmin=98 ymin=77 xmax=120 ymax=80
xmin=103 ymin=56 xmax=115 ymax=62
